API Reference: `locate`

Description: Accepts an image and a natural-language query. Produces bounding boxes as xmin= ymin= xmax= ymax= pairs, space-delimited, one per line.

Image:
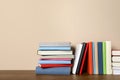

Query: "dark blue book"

xmin=36 ymin=66 xmax=71 ymax=75
xmin=97 ymin=42 xmax=103 ymax=74
xmin=38 ymin=46 xmax=71 ymax=51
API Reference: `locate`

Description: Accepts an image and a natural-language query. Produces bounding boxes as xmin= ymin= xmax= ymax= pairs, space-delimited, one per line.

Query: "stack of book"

xmin=112 ymin=50 xmax=120 ymax=75
xmin=72 ymin=41 xmax=112 ymax=75
xmin=36 ymin=42 xmax=74 ymax=75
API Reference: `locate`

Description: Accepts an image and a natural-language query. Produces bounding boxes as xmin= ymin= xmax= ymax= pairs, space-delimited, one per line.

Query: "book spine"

xmin=40 ymin=58 xmax=72 ymax=60
xmin=79 ymin=43 xmax=88 ymax=74
xmin=106 ymin=41 xmax=112 ymax=74
xmin=72 ymin=44 xmax=83 ymax=74
xmin=76 ymin=43 xmax=86 ymax=74
xmin=39 ymin=42 xmax=71 ymax=47
xmin=87 ymin=42 xmax=93 ymax=74
xmin=113 ymin=69 xmax=120 ymax=75
xmin=92 ymin=42 xmax=96 ymax=74
xmin=36 ymin=66 xmax=70 ymax=75
xmin=38 ymin=46 xmax=71 ymax=51
xmin=38 ymin=60 xmax=71 ymax=64
xmin=98 ymin=42 xmax=103 ymax=74
xmin=39 ymin=64 xmax=72 ymax=68
xmin=37 ymin=51 xmax=72 ymax=55
xmin=102 ymin=42 xmax=106 ymax=74
xmin=95 ymin=42 xmax=98 ymax=74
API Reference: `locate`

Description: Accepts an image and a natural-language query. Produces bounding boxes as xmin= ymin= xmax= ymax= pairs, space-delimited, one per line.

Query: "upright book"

xmin=97 ymin=42 xmax=103 ymax=74
xmin=102 ymin=42 xmax=106 ymax=74
xmin=72 ymin=44 xmax=83 ymax=74
xmin=76 ymin=43 xmax=86 ymax=74
xmin=79 ymin=43 xmax=88 ymax=75
xmin=106 ymin=41 xmax=112 ymax=74
xmin=87 ymin=42 xmax=93 ymax=74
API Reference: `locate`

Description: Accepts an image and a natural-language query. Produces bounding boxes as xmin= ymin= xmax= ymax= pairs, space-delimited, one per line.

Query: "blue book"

xmin=36 ymin=66 xmax=71 ymax=75
xmin=97 ymin=42 xmax=103 ymax=74
xmin=39 ymin=42 xmax=71 ymax=47
xmin=38 ymin=60 xmax=71 ymax=64
xmin=38 ymin=46 xmax=71 ymax=51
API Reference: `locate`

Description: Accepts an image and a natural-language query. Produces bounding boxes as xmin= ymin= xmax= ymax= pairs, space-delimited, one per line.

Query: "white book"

xmin=39 ymin=55 xmax=74 ymax=59
xmin=106 ymin=41 xmax=112 ymax=74
xmin=112 ymin=66 xmax=120 ymax=69
xmin=112 ymin=62 xmax=120 ymax=67
xmin=112 ymin=51 xmax=120 ymax=55
xmin=112 ymin=56 xmax=120 ymax=62
xmin=37 ymin=51 xmax=73 ymax=55
xmin=113 ymin=69 xmax=120 ymax=75
xmin=72 ymin=44 xmax=83 ymax=74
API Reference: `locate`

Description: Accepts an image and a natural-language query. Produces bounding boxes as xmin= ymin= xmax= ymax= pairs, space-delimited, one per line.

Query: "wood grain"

xmin=0 ymin=70 xmax=120 ymax=80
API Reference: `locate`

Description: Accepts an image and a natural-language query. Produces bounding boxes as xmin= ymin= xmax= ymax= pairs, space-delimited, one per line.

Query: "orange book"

xmin=87 ymin=42 xmax=93 ymax=74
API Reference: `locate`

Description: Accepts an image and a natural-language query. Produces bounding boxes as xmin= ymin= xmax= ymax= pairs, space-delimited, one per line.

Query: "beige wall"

xmin=0 ymin=0 xmax=120 ymax=70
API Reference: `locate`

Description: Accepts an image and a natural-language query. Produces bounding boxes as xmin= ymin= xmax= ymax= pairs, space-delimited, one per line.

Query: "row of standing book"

xmin=72 ymin=41 xmax=112 ymax=75
xmin=35 ymin=41 xmax=120 ymax=75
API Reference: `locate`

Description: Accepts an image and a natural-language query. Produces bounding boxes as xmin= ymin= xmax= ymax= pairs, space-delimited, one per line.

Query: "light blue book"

xmin=92 ymin=42 xmax=96 ymax=74
xmin=39 ymin=42 xmax=71 ymax=47
xmin=36 ymin=66 xmax=71 ymax=75
xmin=38 ymin=60 xmax=71 ymax=64
xmin=38 ymin=46 xmax=71 ymax=51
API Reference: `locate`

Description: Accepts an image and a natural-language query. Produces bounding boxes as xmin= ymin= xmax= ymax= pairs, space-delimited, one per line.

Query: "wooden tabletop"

xmin=0 ymin=70 xmax=120 ymax=80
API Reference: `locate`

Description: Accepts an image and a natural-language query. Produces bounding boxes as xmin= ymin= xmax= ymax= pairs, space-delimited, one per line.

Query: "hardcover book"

xmin=36 ymin=66 xmax=71 ymax=75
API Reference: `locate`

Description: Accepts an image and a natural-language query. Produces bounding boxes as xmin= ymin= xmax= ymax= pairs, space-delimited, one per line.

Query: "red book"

xmin=79 ymin=43 xmax=88 ymax=74
xmin=87 ymin=42 xmax=93 ymax=74
xmin=39 ymin=64 xmax=73 ymax=68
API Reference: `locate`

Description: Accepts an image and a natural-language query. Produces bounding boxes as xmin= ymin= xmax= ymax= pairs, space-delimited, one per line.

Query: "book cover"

xmin=39 ymin=64 xmax=72 ymax=68
xmin=37 ymin=51 xmax=73 ymax=55
xmin=102 ymin=42 xmax=106 ymax=74
xmin=36 ymin=66 xmax=71 ymax=75
xmin=72 ymin=44 xmax=83 ymax=74
xmin=106 ymin=41 xmax=112 ymax=74
xmin=79 ymin=43 xmax=88 ymax=75
xmin=38 ymin=60 xmax=71 ymax=64
xmin=76 ymin=43 xmax=86 ymax=74
xmin=98 ymin=42 xmax=103 ymax=74
xmin=87 ymin=42 xmax=93 ymax=75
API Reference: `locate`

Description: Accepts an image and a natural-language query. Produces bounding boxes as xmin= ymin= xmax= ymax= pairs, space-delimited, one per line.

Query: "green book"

xmin=102 ymin=42 xmax=106 ymax=74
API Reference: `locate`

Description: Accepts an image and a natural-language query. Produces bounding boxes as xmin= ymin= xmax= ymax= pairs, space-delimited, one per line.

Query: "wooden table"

xmin=0 ymin=70 xmax=120 ymax=80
